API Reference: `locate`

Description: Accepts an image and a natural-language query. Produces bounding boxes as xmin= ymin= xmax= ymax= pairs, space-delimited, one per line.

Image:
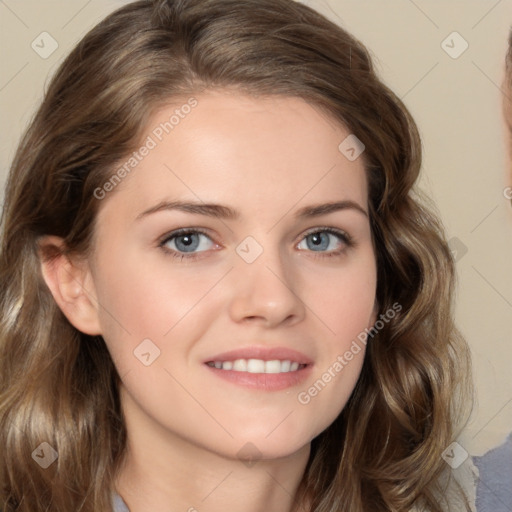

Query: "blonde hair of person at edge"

xmin=0 ymin=1 xmax=477 ymax=511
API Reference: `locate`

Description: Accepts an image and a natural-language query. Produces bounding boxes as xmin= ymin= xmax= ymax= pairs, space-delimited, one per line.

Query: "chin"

xmin=228 ymin=440 xmax=311 ymax=465
xmin=226 ymin=426 xmax=315 ymax=462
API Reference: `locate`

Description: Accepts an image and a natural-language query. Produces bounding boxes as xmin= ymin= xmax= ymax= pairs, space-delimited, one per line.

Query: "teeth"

xmin=233 ymin=359 xmax=247 ymax=371
xmin=207 ymin=358 xmax=305 ymax=373
xmin=264 ymin=360 xmax=281 ymax=373
xmin=280 ymin=360 xmax=291 ymax=372
xmin=247 ymin=359 xmax=265 ymax=373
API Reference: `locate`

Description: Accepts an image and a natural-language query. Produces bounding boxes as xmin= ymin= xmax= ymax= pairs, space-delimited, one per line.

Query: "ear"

xmin=38 ymin=236 xmax=102 ymax=336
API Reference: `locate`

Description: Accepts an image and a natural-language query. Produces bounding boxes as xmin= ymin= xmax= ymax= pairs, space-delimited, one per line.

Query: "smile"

xmin=203 ymin=346 xmax=313 ymax=390
xmin=206 ymin=359 xmax=306 ymax=373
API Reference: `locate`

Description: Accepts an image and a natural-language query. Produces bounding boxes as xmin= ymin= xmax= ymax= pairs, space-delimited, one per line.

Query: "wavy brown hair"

xmin=0 ymin=0 xmax=473 ymax=510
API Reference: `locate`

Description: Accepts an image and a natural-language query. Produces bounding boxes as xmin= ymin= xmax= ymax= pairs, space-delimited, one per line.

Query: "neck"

xmin=114 ymin=386 xmax=311 ymax=512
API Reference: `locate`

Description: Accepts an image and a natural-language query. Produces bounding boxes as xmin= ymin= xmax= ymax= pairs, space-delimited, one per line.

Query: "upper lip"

xmin=204 ymin=346 xmax=313 ymax=365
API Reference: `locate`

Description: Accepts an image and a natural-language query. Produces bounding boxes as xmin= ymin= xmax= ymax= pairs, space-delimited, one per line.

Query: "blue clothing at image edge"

xmin=473 ymin=432 xmax=512 ymax=511
xmin=112 ymin=492 xmax=130 ymax=512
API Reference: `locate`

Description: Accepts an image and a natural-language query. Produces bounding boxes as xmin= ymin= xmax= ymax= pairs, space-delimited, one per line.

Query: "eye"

xmin=158 ymin=227 xmax=352 ymax=262
xmin=297 ymin=228 xmax=352 ymax=257
xmin=159 ymin=228 xmax=217 ymax=260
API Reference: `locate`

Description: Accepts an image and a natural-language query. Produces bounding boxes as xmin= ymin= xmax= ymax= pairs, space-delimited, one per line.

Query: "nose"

xmin=228 ymin=242 xmax=306 ymax=328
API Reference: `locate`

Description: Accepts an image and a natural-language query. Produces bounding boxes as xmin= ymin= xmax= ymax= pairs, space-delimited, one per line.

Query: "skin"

xmin=41 ymin=90 xmax=377 ymax=512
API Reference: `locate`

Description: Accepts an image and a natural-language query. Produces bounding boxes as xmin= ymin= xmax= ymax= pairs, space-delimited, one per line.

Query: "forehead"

xmin=96 ymin=91 xmax=369 ymax=223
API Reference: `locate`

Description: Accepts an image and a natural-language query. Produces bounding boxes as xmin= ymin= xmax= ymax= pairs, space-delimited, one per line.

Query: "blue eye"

xmin=159 ymin=229 xmax=215 ymax=259
xmin=159 ymin=227 xmax=352 ymax=262
xmin=297 ymin=228 xmax=351 ymax=255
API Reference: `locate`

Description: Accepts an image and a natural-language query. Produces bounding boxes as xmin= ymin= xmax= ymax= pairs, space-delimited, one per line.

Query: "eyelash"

xmin=158 ymin=226 xmax=353 ymax=262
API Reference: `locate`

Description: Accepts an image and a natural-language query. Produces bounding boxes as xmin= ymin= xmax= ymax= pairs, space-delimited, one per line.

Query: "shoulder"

xmin=473 ymin=432 xmax=512 ymax=511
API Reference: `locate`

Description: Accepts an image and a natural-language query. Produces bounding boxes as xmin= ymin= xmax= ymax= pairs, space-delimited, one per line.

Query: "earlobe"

xmin=39 ymin=236 xmax=102 ymax=336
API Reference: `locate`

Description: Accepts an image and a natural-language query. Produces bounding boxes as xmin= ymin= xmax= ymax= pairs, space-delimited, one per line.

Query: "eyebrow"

xmin=136 ymin=199 xmax=368 ymax=221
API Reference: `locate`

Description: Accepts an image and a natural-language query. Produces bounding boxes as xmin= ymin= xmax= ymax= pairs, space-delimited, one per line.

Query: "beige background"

xmin=0 ymin=0 xmax=511 ymax=457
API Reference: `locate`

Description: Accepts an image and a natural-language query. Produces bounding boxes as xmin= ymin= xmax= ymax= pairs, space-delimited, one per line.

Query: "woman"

xmin=0 ymin=0 xmax=473 ymax=510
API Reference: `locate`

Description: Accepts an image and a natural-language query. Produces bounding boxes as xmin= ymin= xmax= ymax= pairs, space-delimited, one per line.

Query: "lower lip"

xmin=204 ymin=364 xmax=313 ymax=391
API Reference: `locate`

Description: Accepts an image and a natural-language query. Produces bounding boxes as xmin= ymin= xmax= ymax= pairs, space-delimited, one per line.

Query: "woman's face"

xmin=86 ymin=90 xmax=377 ymax=461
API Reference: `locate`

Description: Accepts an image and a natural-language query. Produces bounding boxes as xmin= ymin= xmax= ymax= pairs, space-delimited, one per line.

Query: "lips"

xmin=204 ymin=346 xmax=313 ymax=391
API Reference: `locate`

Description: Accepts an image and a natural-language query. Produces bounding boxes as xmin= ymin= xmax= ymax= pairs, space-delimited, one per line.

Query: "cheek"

xmin=293 ymin=254 xmax=376 ymax=431
xmin=301 ymin=253 xmax=377 ymax=344
xmin=91 ymin=247 xmax=230 ymax=372
xmin=92 ymin=248 xmax=216 ymax=331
